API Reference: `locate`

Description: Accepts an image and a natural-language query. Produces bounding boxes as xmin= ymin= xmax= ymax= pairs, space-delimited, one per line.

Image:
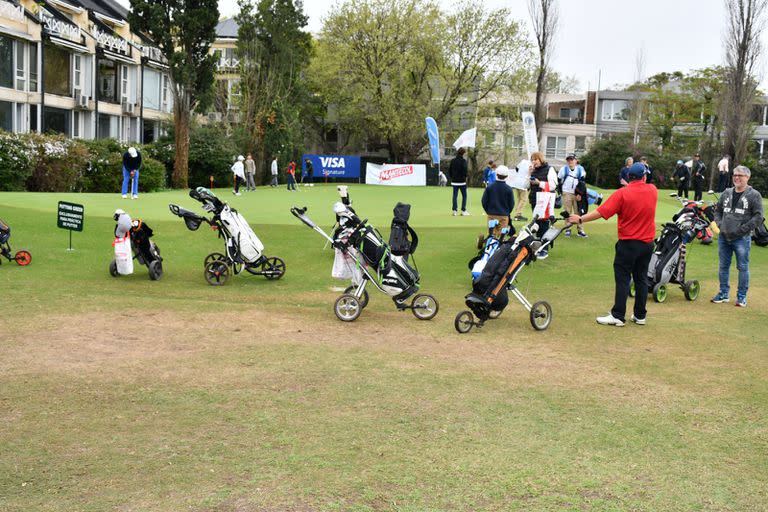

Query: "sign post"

xmin=57 ymin=201 xmax=84 ymax=251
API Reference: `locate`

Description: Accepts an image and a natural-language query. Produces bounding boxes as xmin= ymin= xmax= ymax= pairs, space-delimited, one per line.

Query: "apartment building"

xmin=0 ymin=0 xmax=172 ymax=143
xmin=206 ymin=17 xmax=241 ymax=123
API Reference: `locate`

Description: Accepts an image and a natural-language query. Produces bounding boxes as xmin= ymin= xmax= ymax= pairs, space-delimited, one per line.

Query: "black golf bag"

xmin=388 ymin=202 xmax=418 ymax=259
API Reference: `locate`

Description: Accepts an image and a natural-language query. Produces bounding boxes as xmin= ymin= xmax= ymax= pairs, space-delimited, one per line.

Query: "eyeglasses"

xmin=733 ymin=174 xmax=748 ymax=178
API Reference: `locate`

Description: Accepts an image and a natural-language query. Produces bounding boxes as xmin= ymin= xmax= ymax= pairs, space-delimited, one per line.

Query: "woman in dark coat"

xmin=449 ymin=147 xmax=469 ymax=215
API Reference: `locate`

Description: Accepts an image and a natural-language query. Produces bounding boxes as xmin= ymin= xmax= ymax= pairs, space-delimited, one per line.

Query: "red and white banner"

xmin=365 ymin=163 xmax=426 ymax=186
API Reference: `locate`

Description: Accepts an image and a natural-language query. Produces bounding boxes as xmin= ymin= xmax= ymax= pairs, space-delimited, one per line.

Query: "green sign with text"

xmin=57 ymin=201 xmax=84 ymax=232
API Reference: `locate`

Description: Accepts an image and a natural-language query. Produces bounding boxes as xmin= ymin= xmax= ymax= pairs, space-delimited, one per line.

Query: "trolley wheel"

xmin=629 ymin=280 xmax=636 ymax=297
xmin=334 ymin=294 xmax=361 ymax=322
xmin=344 ymin=285 xmax=370 ymax=309
xmin=263 ymin=256 xmax=286 ymax=280
xmin=204 ymin=260 xmax=230 ymax=286
xmin=14 ymin=250 xmax=31 ymax=266
xmin=653 ymin=283 xmax=667 ymax=303
xmin=411 ymin=294 xmax=439 ymax=320
xmin=109 ymin=259 xmax=118 ymax=277
xmin=204 ymin=252 xmax=227 ymax=266
xmin=488 ymin=309 xmax=503 ymax=319
xmin=684 ymin=279 xmax=700 ymax=301
xmin=529 ymin=301 xmax=553 ymax=331
xmin=148 ymin=260 xmax=163 ymax=281
xmin=454 ymin=310 xmax=475 ymax=333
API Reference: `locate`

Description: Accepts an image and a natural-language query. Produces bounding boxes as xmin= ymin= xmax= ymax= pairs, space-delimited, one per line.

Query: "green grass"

xmin=1 ymin=185 xmax=767 ymax=511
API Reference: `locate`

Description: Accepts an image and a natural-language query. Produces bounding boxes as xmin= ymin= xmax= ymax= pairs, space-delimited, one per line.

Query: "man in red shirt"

xmin=568 ymin=163 xmax=658 ymax=326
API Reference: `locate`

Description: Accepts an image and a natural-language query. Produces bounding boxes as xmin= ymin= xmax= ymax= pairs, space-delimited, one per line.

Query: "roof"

xmin=216 ymin=18 xmax=239 ymax=39
xmin=71 ymin=0 xmax=129 ymax=21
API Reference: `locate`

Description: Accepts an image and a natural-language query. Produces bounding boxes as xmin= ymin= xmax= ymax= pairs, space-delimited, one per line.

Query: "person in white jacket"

xmin=270 ymin=157 xmax=279 ymax=187
xmin=232 ymin=155 xmax=245 ymax=196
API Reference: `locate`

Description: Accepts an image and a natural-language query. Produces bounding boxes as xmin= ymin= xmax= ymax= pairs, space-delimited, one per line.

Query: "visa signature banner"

xmin=365 ymin=163 xmax=426 ymax=186
xmin=302 ymin=154 xmax=361 ymax=178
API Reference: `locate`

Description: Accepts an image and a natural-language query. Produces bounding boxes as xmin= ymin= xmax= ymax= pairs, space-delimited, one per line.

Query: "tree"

xmin=528 ymin=0 xmax=558 ymax=138
xmin=236 ymin=0 xmax=313 ymax=180
xmin=721 ymin=0 xmax=767 ymax=166
xmin=310 ymin=0 xmax=531 ymax=162
xmin=129 ymin=0 xmax=218 ymax=189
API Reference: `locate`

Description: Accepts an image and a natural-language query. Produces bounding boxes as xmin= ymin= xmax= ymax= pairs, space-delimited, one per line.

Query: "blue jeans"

xmin=718 ymin=234 xmax=751 ymax=300
xmin=121 ymin=167 xmax=139 ymax=196
xmin=452 ymin=185 xmax=467 ymax=212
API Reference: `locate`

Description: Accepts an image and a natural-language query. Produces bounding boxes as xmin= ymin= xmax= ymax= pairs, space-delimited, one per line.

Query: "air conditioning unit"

xmin=73 ymin=87 xmax=81 ymax=99
xmin=77 ymin=95 xmax=88 ymax=108
xmin=225 ymin=112 xmax=239 ymax=123
xmin=122 ymin=99 xmax=135 ymax=115
xmin=207 ymin=112 xmax=222 ymax=122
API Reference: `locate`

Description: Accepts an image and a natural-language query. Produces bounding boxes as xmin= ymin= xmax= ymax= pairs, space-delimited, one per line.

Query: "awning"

xmin=0 ymin=24 xmax=37 ymax=42
xmin=102 ymin=48 xmax=136 ymax=65
xmin=48 ymin=35 xmax=89 ymax=53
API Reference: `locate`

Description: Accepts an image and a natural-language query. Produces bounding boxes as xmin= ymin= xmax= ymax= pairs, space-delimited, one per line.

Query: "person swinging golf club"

xmin=121 ymin=147 xmax=142 ymax=199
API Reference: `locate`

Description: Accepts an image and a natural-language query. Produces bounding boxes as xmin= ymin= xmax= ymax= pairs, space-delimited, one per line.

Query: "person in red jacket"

xmin=286 ymin=160 xmax=297 ymax=191
xmin=568 ymin=163 xmax=657 ymax=326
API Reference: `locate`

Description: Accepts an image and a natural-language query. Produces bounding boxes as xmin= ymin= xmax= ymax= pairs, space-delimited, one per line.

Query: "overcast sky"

xmin=119 ymin=0 xmax=764 ymax=91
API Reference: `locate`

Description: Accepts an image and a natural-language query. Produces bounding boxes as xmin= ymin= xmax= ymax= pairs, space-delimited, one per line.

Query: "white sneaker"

xmin=596 ymin=314 xmax=625 ymax=326
xmin=461 ymin=211 xmax=471 ymax=216
xmin=122 ymin=194 xmax=127 ymax=199
xmin=236 ymin=192 xmax=242 ymax=196
xmin=131 ymin=195 xmax=138 ymax=199
xmin=452 ymin=210 xmax=458 ymax=216
xmin=630 ymin=315 xmax=646 ymax=325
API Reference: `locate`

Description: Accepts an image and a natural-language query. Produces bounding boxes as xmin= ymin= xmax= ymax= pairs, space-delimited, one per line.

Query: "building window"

xmin=44 ymin=43 xmax=71 ymax=97
xmin=601 ymin=100 xmax=630 ymax=121
xmin=506 ymin=134 xmax=523 ymax=151
xmin=545 ymin=136 xmax=567 ymax=160
xmin=161 ymin=74 xmax=170 ymax=112
xmin=143 ymin=68 xmax=161 ymax=110
xmin=42 ymin=107 xmax=70 ymax=136
xmin=30 ymin=105 xmax=37 ymax=132
xmin=0 ymin=101 xmax=12 ymax=131
xmin=15 ymin=42 xmax=25 ymax=91
xmin=121 ymin=65 xmax=128 ymax=99
xmin=559 ymin=107 xmax=582 ymax=120
xmin=15 ymin=103 xmax=25 ymax=132
xmin=73 ymin=54 xmax=82 ymax=92
xmin=0 ymin=36 xmax=13 ymax=89
xmin=574 ymin=136 xmax=587 ymax=156
xmin=98 ymin=59 xmax=118 ymax=103
xmin=29 ymin=44 xmax=37 ymax=92
xmin=485 ymin=131 xmax=495 ymax=145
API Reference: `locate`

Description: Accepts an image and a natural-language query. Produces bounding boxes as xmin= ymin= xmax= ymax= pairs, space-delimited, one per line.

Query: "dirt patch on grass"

xmin=0 ymin=305 xmax=684 ymax=408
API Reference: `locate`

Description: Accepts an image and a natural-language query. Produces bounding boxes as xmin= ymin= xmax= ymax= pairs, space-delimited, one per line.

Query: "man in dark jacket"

xmin=449 ymin=147 xmax=470 ymax=216
xmin=121 ymin=147 xmax=142 ymax=199
xmin=711 ymin=165 xmax=764 ymax=307
xmin=691 ymin=154 xmax=706 ymax=201
xmin=674 ymin=159 xmax=691 ymax=198
xmin=481 ymin=165 xmax=514 ymax=236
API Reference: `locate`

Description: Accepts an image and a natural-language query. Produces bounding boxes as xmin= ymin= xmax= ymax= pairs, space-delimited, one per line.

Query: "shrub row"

xmin=0 ymin=132 xmax=166 ymax=193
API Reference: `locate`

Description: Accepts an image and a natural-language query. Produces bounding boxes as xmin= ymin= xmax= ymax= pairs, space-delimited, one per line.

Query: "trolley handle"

xmin=290 ymin=206 xmax=318 ymax=229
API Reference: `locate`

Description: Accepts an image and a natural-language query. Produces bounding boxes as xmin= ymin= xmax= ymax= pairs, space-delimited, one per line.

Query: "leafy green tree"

xmin=236 ymin=0 xmax=313 ymax=180
xmin=310 ymin=0 xmax=531 ymax=162
xmin=129 ymin=0 xmax=219 ymax=188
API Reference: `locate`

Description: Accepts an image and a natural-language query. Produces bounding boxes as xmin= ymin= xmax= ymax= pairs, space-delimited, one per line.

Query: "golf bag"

xmin=111 ymin=211 xmax=163 ymax=279
xmin=337 ymin=207 xmax=420 ymax=300
xmin=647 ymin=223 xmax=688 ymax=288
xmin=0 ymin=219 xmax=9 ymax=245
xmin=468 ymin=219 xmax=514 ymax=280
xmin=388 ymin=202 xmax=418 ymax=259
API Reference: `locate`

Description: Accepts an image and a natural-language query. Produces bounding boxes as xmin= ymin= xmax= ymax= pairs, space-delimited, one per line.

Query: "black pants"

xmin=694 ymin=179 xmax=704 ymax=201
xmin=452 ymin=185 xmax=467 ymax=212
xmin=677 ymin=181 xmax=689 ymax=199
xmin=717 ymin=173 xmax=729 ymax=192
xmin=612 ymin=240 xmax=653 ymax=322
xmin=234 ymin=175 xmax=245 ymax=193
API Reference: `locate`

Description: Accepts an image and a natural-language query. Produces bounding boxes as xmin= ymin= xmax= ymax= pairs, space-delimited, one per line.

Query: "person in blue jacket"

xmin=483 ymin=160 xmax=497 ymax=187
xmin=481 ymin=165 xmax=514 ymax=236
